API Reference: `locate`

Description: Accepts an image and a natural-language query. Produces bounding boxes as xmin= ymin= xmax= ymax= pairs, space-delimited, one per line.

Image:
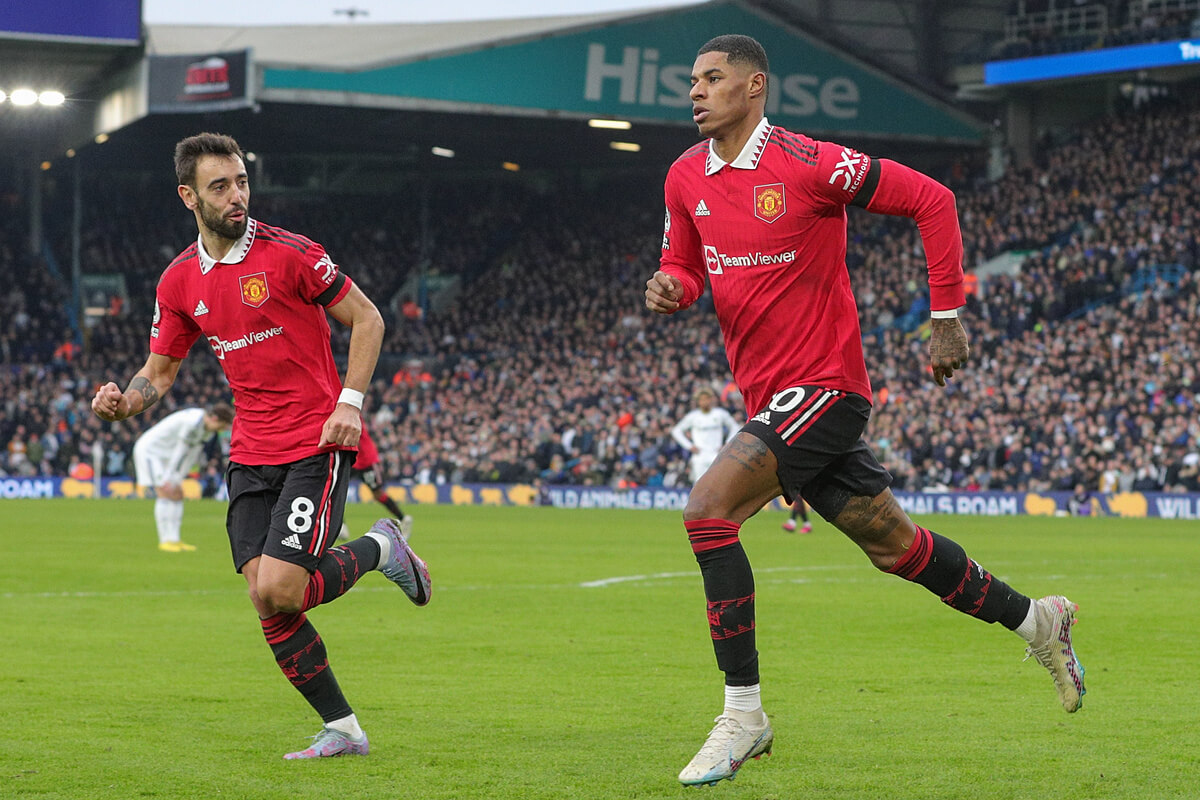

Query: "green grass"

xmin=1 ymin=500 xmax=1197 ymax=799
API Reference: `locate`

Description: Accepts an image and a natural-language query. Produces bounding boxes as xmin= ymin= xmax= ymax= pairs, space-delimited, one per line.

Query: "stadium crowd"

xmin=2 ymin=95 xmax=1199 ymax=498
xmin=992 ymin=1 xmax=1200 ymax=62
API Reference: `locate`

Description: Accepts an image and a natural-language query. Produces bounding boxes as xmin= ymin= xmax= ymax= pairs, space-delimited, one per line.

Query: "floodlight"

xmin=589 ymin=119 xmax=632 ymax=130
xmin=431 ymin=147 xmax=455 ymax=158
xmin=609 ymin=141 xmax=642 ymax=152
xmin=38 ymin=91 xmax=65 ymax=106
xmin=10 ymin=88 xmax=38 ymax=106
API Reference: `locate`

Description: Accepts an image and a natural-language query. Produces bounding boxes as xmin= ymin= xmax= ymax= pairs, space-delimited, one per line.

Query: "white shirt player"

xmin=132 ymin=405 xmax=232 ymax=551
xmin=672 ymin=391 xmax=738 ymax=484
xmin=133 ymin=407 xmax=210 ymax=487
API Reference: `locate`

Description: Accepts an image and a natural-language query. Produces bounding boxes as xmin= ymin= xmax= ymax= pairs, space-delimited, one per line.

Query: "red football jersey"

xmin=353 ymin=423 xmax=380 ymax=471
xmin=660 ymin=118 xmax=965 ymax=416
xmin=151 ymin=218 xmax=354 ymax=465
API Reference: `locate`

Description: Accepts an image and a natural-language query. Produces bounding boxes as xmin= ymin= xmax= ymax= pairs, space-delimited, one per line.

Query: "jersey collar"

xmin=705 ymin=117 xmax=773 ymax=176
xmin=197 ymin=218 xmax=258 ymax=275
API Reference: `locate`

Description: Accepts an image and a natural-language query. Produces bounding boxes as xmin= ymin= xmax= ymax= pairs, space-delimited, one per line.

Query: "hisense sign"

xmin=583 ymin=44 xmax=861 ymax=119
xmin=263 ymin=1 xmax=982 ymax=142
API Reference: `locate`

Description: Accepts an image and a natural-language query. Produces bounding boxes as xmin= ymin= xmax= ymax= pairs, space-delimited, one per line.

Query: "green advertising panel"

xmin=263 ymin=1 xmax=983 ymax=142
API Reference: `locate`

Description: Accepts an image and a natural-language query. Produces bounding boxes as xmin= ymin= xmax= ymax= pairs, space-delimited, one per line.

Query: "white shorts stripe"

xmin=779 ymin=390 xmax=837 ymax=441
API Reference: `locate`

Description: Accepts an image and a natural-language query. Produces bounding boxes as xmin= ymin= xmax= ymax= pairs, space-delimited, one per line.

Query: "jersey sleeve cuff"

xmin=930 ymin=308 xmax=959 ymax=319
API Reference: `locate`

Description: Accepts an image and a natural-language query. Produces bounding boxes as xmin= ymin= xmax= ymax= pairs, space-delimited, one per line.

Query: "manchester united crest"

xmin=240 ymin=272 xmax=269 ymax=308
xmin=754 ymin=183 xmax=786 ymax=223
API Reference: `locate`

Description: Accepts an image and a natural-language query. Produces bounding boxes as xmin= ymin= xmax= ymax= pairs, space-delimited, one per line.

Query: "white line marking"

xmin=580 ymin=564 xmax=859 ymax=588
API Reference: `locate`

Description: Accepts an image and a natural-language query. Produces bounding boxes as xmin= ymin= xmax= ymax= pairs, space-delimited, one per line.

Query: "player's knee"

xmin=256 ymin=581 xmax=303 ymax=614
xmin=859 ymin=523 xmax=917 ymax=572
xmin=682 ymin=484 xmax=729 ymax=522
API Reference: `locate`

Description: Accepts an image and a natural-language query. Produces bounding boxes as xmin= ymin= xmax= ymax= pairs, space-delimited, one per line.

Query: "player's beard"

xmin=197 ymin=197 xmax=248 ymax=241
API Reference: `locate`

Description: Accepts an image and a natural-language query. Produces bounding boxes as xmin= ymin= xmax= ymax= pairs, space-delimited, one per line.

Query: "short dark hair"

xmin=174 ymin=133 xmax=245 ymax=188
xmin=698 ymin=34 xmax=769 ymax=77
xmin=207 ymin=402 xmax=235 ymax=425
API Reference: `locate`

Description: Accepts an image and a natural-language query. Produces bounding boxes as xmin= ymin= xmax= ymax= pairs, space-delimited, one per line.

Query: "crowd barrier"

xmin=2 ymin=476 xmax=1198 ymax=519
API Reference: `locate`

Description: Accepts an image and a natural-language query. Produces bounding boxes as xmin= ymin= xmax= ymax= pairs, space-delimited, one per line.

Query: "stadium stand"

xmin=986 ymin=0 xmax=1200 ymax=62
xmin=2 ymin=95 xmax=1198 ymax=496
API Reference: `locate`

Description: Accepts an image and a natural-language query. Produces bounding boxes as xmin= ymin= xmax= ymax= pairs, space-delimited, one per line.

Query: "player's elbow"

xmin=356 ymin=306 xmax=386 ymax=340
xmin=932 ymin=181 xmax=957 ymax=213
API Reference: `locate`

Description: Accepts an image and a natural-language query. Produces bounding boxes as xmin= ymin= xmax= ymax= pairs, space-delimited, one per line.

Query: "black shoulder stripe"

xmin=767 ymin=136 xmax=818 ymax=166
xmin=314 ymin=272 xmax=347 ymax=306
xmin=257 ymin=223 xmax=313 ymax=249
xmin=167 ymin=244 xmax=198 ymax=269
xmin=257 ymin=232 xmax=310 ymax=255
xmin=850 ymin=157 xmax=881 ymax=208
xmin=774 ymin=128 xmax=818 ymax=156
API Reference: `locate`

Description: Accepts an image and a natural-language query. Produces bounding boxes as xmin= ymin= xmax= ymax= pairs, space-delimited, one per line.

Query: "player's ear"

xmin=749 ymin=71 xmax=767 ymax=102
xmin=177 ymin=183 xmax=197 ymax=210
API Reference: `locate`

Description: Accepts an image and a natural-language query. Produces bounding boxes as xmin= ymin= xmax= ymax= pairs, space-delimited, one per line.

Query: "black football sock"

xmin=377 ymin=494 xmax=406 ymax=519
xmin=686 ymin=518 xmax=759 ymax=686
xmin=887 ymin=525 xmax=1031 ymax=630
xmin=301 ymin=536 xmax=381 ymax=611
xmin=261 ymin=612 xmax=352 ymax=723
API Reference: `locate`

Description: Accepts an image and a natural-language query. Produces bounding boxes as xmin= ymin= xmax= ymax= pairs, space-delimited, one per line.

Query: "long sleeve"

xmin=671 ymin=414 xmax=695 ymax=449
xmin=863 ymin=158 xmax=966 ymax=312
xmin=658 ymin=168 xmax=707 ymax=310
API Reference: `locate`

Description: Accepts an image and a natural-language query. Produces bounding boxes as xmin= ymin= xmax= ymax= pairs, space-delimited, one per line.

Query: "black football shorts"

xmin=225 ymin=450 xmax=352 ymax=573
xmin=742 ymin=385 xmax=892 ymax=520
xmin=357 ymin=462 xmax=384 ymax=493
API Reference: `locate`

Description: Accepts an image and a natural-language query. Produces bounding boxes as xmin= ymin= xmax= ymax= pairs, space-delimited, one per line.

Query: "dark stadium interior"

xmin=3 ymin=0 xmax=1199 ymax=497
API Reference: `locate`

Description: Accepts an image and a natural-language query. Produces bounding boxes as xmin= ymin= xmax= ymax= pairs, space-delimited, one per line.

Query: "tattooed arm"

xmin=929 ymin=317 xmax=969 ymax=387
xmin=91 ymin=353 xmax=184 ymax=422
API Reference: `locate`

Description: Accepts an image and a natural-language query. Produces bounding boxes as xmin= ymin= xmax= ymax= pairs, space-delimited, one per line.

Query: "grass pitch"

xmin=2 ymin=499 xmax=1197 ymax=799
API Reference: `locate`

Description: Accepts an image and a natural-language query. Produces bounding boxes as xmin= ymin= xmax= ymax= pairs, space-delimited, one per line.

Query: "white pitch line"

xmin=579 ymin=564 xmax=861 ymax=588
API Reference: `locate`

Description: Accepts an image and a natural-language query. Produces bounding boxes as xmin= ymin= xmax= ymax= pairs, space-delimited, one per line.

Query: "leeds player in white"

xmin=671 ymin=387 xmax=738 ymax=485
xmin=133 ymin=403 xmax=234 ymax=551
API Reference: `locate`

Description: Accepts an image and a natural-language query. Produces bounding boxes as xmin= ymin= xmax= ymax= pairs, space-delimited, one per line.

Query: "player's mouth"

xmin=227 ymin=209 xmax=246 ymax=222
xmin=693 ymin=107 xmax=710 ymax=124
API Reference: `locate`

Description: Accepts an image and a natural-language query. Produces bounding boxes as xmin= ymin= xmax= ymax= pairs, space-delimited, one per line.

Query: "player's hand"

xmin=929 ymin=317 xmax=970 ymax=387
xmin=319 ymin=403 xmax=363 ymax=449
xmin=157 ymin=482 xmax=184 ymax=501
xmin=92 ymin=382 xmax=131 ymax=422
xmin=645 ymin=271 xmax=683 ymax=314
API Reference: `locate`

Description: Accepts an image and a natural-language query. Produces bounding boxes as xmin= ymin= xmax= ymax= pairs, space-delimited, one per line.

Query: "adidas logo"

xmin=694 ymin=199 xmax=711 ymax=217
xmin=281 ymin=533 xmax=302 ymax=550
xmin=194 ymin=300 xmax=209 ymax=317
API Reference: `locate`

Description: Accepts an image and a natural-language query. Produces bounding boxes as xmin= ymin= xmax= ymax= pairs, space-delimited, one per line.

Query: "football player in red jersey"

xmin=646 ymin=36 xmax=1085 ymax=786
xmin=347 ymin=422 xmax=413 ymax=537
xmin=92 ymin=133 xmax=431 ymax=760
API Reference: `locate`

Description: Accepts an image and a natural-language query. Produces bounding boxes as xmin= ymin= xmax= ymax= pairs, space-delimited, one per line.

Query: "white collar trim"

xmin=705 ymin=118 xmax=773 ymax=176
xmin=198 ymin=218 xmax=257 ymax=275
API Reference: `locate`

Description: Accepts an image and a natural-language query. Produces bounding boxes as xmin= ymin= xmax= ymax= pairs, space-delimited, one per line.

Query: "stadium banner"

xmin=0 ymin=0 xmax=141 ymax=44
xmin=261 ymin=1 xmax=983 ymax=142
xmin=148 ymin=49 xmax=253 ymax=114
xmin=986 ymin=39 xmax=1200 ymax=86
xmin=4 ymin=477 xmax=1200 ymax=519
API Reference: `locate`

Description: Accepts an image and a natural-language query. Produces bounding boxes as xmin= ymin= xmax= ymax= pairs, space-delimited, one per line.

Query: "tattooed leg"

xmin=681 ymin=432 xmax=780 ymax=689
xmin=830 ymin=488 xmax=918 ymax=570
xmin=684 ymin=432 xmax=784 ymax=524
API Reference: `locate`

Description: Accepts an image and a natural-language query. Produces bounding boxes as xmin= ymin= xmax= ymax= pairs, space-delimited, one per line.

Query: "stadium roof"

xmin=4 ymin=0 xmax=1008 ymax=176
xmin=145 ymin=9 xmax=643 ymax=67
